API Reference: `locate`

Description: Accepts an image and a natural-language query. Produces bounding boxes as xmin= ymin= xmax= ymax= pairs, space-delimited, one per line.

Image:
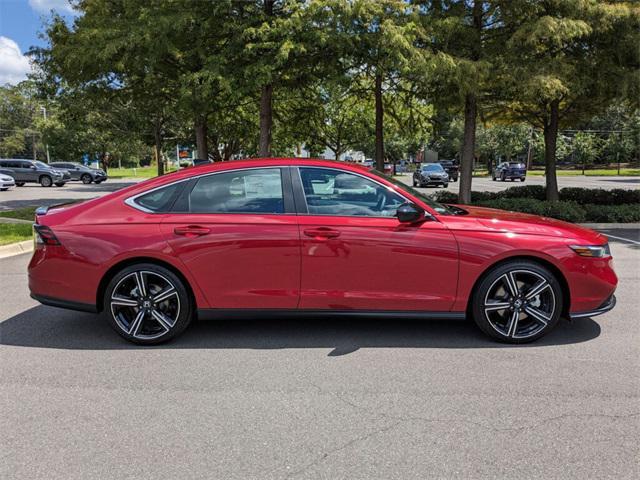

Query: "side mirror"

xmin=396 ymin=203 xmax=426 ymax=224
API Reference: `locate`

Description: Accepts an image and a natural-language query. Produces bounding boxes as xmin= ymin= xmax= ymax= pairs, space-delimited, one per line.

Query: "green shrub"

xmin=559 ymin=187 xmax=640 ymax=205
xmin=500 ymin=185 xmax=546 ymax=200
xmin=476 ymin=199 xmax=587 ymax=223
xmin=583 ymin=204 xmax=640 ymax=223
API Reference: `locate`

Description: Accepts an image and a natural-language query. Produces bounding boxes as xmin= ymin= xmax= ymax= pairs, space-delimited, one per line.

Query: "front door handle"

xmin=174 ymin=225 xmax=210 ymax=237
xmin=304 ymin=227 xmax=340 ymax=239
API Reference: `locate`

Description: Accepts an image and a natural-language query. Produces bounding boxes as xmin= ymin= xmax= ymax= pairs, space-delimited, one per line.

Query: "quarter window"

xmin=188 ymin=168 xmax=284 ymax=214
xmin=298 ymin=168 xmax=404 ymax=217
xmin=133 ymin=182 xmax=182 ymax=213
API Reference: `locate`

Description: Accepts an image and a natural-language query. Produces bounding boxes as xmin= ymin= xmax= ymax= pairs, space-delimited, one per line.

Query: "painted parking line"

xmin=599 ymin=232 xmax=640 ymax=245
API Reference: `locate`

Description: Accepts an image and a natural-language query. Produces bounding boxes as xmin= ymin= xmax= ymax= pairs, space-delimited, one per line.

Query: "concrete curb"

xmin=0 ymin=217 xmax=33 ymax=224
xmin=0 ymin=240 xmax=33 ymax=259
xmin=579 ymin=223 xmax=640 ymax=229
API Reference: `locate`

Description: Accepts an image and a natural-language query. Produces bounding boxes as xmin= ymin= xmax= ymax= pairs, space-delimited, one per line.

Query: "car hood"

xmin=447 ymin=204 xmax=606 ymax=243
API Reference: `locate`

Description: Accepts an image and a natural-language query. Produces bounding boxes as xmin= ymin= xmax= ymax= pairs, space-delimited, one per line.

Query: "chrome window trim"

xmin=124 ymin=166 xmax=287 ymax=215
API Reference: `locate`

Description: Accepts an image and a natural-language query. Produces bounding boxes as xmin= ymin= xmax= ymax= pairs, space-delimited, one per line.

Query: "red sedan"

xmin=28 ymin=158 xmax=617 ymax=344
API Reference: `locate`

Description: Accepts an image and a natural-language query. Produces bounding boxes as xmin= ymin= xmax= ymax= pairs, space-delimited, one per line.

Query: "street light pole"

xmin=40 ymin=106 xmax=50 ymax=163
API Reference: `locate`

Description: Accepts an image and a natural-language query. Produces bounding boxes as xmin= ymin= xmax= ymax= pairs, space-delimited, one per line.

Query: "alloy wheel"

xmin=482 ymin=269 xmax=556 ymax=340
xmin=109 ymin=270 xmax=181 ymax=340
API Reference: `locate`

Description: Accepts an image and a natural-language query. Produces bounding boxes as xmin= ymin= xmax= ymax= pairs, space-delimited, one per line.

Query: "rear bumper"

xmin=30 ymin=293 xmax=98 ymax=313
xmin=570 ymin=295 xmax=616 ymax=320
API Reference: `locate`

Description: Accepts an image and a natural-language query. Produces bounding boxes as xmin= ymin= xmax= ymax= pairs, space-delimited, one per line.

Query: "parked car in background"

xmin=438 ymin=160 xmax=459 ymax=182
xmin=413 ymin=163 xmax=449 ymax=188
xmin=50 ymin=162 xmax=108 ymax=184
xmin=0 ymin=171 xmax=16 ymax=190
xmin=28 ymin=158 xmax=617 ymax=345
xmin=0 ymin=159 xmax=70 ymax=187
xmin=493 ymin=162 xmax=527 ymax=182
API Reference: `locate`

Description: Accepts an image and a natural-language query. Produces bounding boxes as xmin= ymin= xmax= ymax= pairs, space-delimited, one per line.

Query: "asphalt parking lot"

xmin=0 ymin=179 xmax=143 ymax=211
xmin=1 ymin=229 xmax=638 ymax=479
xmin=397 ymin=173 xmax=639 ymax=194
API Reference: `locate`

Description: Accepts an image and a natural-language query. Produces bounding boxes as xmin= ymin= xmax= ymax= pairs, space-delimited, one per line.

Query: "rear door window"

xmin=188 ymin=168 xmax=285 ymax=214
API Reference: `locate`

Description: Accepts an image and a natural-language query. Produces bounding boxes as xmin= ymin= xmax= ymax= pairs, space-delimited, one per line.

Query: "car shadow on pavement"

xmin=0 ymin=306 xmax=601 ymax=355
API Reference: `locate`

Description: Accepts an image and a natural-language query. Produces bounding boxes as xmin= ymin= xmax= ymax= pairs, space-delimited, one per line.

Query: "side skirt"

xmin=197 ymin=309 xmax=466 ymax=321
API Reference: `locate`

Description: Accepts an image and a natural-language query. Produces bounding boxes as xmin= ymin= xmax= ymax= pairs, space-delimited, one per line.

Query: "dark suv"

xmin=0 ymin=159 xmax=70 ymax=187
xmin=50 ymin=162 xmax=108 ymax=184
xmin=492 ymin=162 xmax=527 ymax=182
xmin=438 ymin=160 xmax=459 ymax=182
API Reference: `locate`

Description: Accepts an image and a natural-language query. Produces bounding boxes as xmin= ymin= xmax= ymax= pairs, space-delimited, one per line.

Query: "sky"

xmin=0 ymin=0 xmax=77 ymax=85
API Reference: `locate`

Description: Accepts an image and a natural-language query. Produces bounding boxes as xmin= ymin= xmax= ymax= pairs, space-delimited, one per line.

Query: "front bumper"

xmin=570 ymin=295 xmax=616 ymax=319
xmin=419 ymin=176 xmax=448 ymax=184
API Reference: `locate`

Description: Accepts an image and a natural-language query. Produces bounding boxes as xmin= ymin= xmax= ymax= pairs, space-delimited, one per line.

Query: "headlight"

xmin=569 ymin=244 xmax=611 ymax=258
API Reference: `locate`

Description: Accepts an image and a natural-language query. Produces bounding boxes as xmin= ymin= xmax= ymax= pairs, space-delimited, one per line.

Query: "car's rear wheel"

xmin=104 ymin=263 xmax=193 ymax=344
xmin=40 ymin=175 xmax=52 ymax=187
xmin=81 ymin=174 xmax=93 ymax=184
xmin=472 ymin=261 xmax=563 ymax=343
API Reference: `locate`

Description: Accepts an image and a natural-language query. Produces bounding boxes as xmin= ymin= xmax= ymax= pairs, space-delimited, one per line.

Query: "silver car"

xmin=413 ymin=163 xmax=449 ymax=188
xmin=0 ymin=172 xmax=16 ymax=190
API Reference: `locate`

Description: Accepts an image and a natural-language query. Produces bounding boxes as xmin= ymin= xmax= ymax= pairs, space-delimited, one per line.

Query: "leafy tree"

xmin=503 ymin=0 xmax=640 ymax=200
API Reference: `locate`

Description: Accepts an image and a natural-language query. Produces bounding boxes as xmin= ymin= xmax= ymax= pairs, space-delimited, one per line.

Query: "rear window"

xmin=133 ymin=183 xmax=182 ymax=212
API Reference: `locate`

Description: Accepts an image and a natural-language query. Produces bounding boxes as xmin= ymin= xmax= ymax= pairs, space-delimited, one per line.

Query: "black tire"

xmin=471 ymin=260 xmax=563 ymax=344
xmin=81 ymin=174 xmax=93 ymax=184
xmin=54 ymin=182 xmax=65 ymax=187
xmin=40 ymin=175 xmax=53 ymax=187
xmin=15 ymin=182 xmax=25 ymax=187
xmin=413 ymin=178 xmax=417 ymax=187
xmin=95 ymin=180 xmax=103 ymax=184
xmin=500 ymin=172 xmax=506 ymax=182
xmin=104 ymin=263 xmax=194 ymax=345
xmin=520 ymin=177 xmax=526 ymax=182
xmin=491 ymin=175 xmax=496 ymax=181
xmin=443 ymin=183 xmax=449 ymax=188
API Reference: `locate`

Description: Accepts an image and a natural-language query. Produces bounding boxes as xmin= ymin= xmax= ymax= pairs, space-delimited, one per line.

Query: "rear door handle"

xmin=174 ymin=225 xmax=210 ymax=237
xmin=304 ymin=227 xmax=340 ymax=239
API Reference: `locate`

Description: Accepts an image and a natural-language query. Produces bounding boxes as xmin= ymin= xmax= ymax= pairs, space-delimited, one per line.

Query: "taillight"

xmin=33 ymin=224 xmax=61 ymax=246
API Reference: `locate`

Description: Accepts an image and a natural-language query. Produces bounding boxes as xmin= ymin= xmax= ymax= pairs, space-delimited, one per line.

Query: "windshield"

xmin=34 ymin=161 xmax=49 ymax=169
xmin=421 ymin=164 xmax=444 ymax=172
xmin=508 ymin=163 xmax=525 ymax=168
xmin=370 ymin=169 xmax=455 ymax=215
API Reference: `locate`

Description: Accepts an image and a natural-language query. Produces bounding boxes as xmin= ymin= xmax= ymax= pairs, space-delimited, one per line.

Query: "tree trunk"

xmin=543 ymin=99 xmax=560 ymax=201
xmin=374 ymin=73 xmax=384 ymax=171
xmin=154 ymin=120 xmax=164 ymax=176
xmin=195 ymin=115 xmax=208 ymax=162
xmin=259 ymin=83 xmax=273 ymax=157
xmin=459 ymin=93 xmax=477 ymax=204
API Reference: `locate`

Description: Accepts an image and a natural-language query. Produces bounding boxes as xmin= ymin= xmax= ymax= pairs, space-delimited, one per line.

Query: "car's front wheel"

xmin=471 ymin=261 xmax=562 ymax=343
xmin=81 ymin=174 xmax=93 ymax=184
xmin=104 ymin=263 xmax=193 ymax=344
xmin=40 ymin=175 xmax=52 ymax=187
